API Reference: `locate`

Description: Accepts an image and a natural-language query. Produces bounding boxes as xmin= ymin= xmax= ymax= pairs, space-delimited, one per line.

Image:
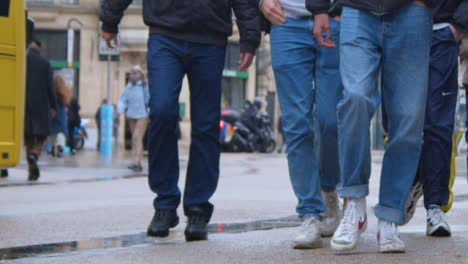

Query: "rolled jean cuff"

xmin=321 ymin=185 xmax=337 ymax=193
xmin=374 ymin=204 xmax=406 ymax=225
xmin=301 ymin=213 xmax=322 ymax=221
xmin=338 ymin=184 xmax=369 ymax=199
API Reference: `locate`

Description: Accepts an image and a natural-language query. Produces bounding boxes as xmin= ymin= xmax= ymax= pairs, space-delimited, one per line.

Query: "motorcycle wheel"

xmin=74 ymin=135 xmax=85 ymax=151
xmin=263 ymin=139 xmax=276 ymax=153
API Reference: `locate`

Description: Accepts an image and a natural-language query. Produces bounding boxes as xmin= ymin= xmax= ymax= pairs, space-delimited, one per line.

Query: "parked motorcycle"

xmin=220 ymin=100 xmax=276 ymax=153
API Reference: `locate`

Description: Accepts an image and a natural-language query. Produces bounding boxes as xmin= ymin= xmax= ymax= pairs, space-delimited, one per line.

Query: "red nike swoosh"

xmin=358 ymin=216 xmax=367 ymax=230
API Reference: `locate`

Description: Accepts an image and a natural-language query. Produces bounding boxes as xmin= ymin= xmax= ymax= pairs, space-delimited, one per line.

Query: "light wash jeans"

xmin=337 ymin=3 xmax=433 ymax=225
xmin=270 ymin=17 xmax=343 ymax=220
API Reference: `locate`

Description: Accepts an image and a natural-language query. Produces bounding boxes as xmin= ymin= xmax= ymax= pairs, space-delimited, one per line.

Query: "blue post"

xmin=99 ymin=104 xmax=114 ymax=157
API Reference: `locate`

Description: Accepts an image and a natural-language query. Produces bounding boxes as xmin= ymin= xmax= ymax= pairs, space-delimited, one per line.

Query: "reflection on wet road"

xmin=0 ymin=216 xmax=301 ymax=261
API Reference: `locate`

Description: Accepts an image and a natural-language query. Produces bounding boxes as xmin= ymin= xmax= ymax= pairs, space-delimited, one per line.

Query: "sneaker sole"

xmin=293 ymin=239 xmax=322 ymax=250
xmin=146 ymin=218 xmax=179 ymax=238
xmin=404 ymin=182 xmax=423 ymax=224
xmin=379 ymin=245 xmax=406 ymax=253
xmin=331 ymin=220 xmax=367 ymax=252
xmin=427 ymin=226 xmax=451 ymax=237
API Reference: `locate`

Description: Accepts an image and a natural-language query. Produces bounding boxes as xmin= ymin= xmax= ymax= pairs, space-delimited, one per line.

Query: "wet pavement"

xmin=1 ymin=150 xmax=468 ymax=263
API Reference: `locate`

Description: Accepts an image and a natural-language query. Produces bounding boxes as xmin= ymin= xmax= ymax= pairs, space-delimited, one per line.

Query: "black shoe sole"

xmin=428 ymin=227 xmax=451 ymax=237
xmin=146 ymin=218 xmax=179 ymax=238
xmin=184 ymin=231 xmax=208 ymax=242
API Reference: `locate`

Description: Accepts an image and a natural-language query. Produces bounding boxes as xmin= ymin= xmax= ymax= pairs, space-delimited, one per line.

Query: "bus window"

xmin=0 ymin=0 xmax=10 ymax=17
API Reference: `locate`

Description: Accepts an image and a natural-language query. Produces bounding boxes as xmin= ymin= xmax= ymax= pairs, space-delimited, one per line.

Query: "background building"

xmin=26 ymin=0 xmax=279 ymax=147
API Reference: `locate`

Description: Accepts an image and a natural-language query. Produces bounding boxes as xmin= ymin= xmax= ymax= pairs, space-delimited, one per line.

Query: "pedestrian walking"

xmin=100 ymin=0 xmax=260 ymax=241
xmin=68 ymin=97 xmax=81 ymax=155
xmin=113 ymin=104 xmax=120 ymax=149
xmin=117 ymin=65 xmax=150 ymax=172
xmin=95 ymin=99 xmax=108 ymax=150
xmin=261 ymin=0 xmax=343 ymax=249
xmin=311 ymin=0 xmax=433 ymax=253
xmin=24 ymin=40 xmax=57 ymax=181
xmin=392 ymin=1 xmax=468 ymax=239
xmin=49 ymin=74 xmax=72 ymax=157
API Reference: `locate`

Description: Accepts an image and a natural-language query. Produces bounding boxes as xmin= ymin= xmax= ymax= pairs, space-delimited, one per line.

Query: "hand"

xmin=260 ymin=0 xmax=286 ymax=25
xmin=313 ymin=14 xmax=336 ymax=49
xmin=50 ymin=109 xmax=56 ymax=118
xmin=238 ymin=52 xmax=255 ymax=71
xmin=449 ymin=24 xmax=463 ymax=42
xmin=413 ymin=0 xmax=426 ymax=7
xmin=102 ymin=31 xmax=118 ymax=49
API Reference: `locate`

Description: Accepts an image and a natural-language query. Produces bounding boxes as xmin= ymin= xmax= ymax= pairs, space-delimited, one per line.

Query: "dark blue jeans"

xmin=146 ymin=34 xmax=226 ymax=218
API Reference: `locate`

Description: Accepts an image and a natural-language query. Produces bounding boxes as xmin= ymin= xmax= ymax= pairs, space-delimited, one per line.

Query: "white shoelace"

xmin=379 ymin=222 xmax=401 ymax=244
xmin=300 ymin=218 xmax=318 ymax=232
xmin=428 ymin=207 xmax=446 ymax=226
xmin=336 ymin=203 xmax=358 ymax=238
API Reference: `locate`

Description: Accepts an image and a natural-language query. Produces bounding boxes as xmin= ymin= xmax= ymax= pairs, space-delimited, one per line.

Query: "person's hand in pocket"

xmin=260 ymin=0 xmax=286 ymax=25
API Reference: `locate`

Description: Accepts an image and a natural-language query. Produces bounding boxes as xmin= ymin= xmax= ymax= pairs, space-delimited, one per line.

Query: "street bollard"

xmin=99 ymin=104 xmax=114 ymax=157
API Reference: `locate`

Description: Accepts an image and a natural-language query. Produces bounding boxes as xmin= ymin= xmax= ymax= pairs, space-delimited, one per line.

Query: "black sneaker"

xmin=27 ymin=154 xmax=40 ymax=181
xmin=128 ymin=164 xmax=143 ymax=172
xmin=185 ymin=214 xmax=209 ymax=242
xmin=147 ymin=209 xmax=179 ymax=237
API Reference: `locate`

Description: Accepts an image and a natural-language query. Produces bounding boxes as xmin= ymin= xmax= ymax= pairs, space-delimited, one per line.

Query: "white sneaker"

xmin=427 ymin=205 xmax=451 ymax=237
xmin=320 ymin=191 xmax=343 ymax=237
xmin=404 ymin=181 xmax=423 ymax=224
xmin=293 ymin=217 xmax=323 ymax=249
xmin=377 ymin=220 xmax=405 ymax=253
xmin=330 ymin=198 xmax=367 ymax=252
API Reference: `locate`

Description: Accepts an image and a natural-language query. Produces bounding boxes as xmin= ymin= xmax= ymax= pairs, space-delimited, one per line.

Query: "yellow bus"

xmin=0 ymin=0 xmax=26 ymax=169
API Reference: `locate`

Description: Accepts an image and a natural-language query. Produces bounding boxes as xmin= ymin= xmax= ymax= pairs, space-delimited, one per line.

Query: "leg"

xmin=147 ymin=35 xmax=186 ymax=211
xmin=419 ymin=27 xmax=459 ymax=210
xmin=270 ymin=18 xmax=324 ymax=219
xmin=27 ymin=135 xmax=46 ymax=181
xmin=132 ymin=118 xmax=149 ymax=166
xmin=315 ymin=18 xmax=343 ymax=193
xmin=376 ymin=3 xmax=432 ymax=224
xmin=128 ymin=119 xmax=138 ymax=165
xmin=183 ymin=42 xmax=225 ymax=218
xmin=337 ymin=8 xmax=381 ymax=199
xmin=31 ymin=136 xmax=46 ymax=158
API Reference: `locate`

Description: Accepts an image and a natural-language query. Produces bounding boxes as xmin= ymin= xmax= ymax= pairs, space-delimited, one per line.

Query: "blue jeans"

xmin=337 ymin=3 xmax=432 ymax=225
xmin=270 ymin=17 xmax=343 ymax=219
xmin=146 ymin=34 xmax=226 ymax=218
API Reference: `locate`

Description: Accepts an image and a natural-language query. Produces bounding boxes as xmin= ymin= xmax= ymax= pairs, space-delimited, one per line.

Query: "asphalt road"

xmin=1 ymin=150 xmax=467 ymax=263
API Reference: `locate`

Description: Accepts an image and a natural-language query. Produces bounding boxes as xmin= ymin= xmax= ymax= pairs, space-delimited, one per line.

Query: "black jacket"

xmin=432 ymin=0 xmax=468 ymax=33
xmin=99 ymin=0 xmax=261 ymax=53
xmin=306 ymin=0 xmax=438 ymax=15
xmin=24 ymin=49 xmax=57 ymax=137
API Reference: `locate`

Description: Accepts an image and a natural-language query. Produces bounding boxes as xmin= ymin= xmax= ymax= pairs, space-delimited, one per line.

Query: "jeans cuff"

xmin=338 ymin=184 xmax=369 ymax=199
xmin=374 ymin=204 xmax=405 ymax=225
xmin=301 ymin=213 xmax=322 ymax=221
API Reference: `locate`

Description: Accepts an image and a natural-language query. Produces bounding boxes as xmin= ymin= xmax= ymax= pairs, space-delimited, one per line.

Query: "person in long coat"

xmin=24 ymin=40 xmax=57 ymax=181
